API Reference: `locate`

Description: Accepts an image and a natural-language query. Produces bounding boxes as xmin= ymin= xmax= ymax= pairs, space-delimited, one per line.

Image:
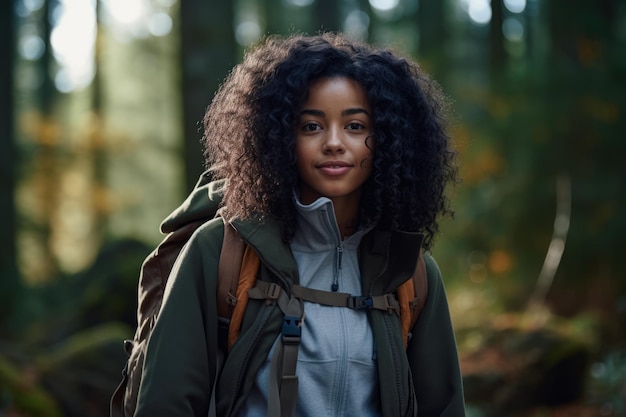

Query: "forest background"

xmin=1 ymin=0 xmax=625 ymax=416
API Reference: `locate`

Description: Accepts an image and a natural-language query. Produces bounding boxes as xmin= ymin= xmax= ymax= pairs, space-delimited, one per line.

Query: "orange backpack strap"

xmin=217 ymin=221 xmax=262 ymax=350
xmin=227 ymin=246 xmax=260 ymax=348
xmin=396 ymin=251 xmax=428 ymax=347
xmin=217 ymin=221 xmax=246 ymax=320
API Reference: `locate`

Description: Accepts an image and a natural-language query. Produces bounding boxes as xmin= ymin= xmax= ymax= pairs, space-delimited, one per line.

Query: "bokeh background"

xmin=1 ymin=0 xmax=625 ymax=416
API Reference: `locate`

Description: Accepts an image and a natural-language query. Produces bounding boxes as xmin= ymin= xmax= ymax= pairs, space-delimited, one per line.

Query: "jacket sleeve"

xmin=406 ymin=255 xmax=466 ymax=417
xmin=134 ymin=220 xmax=224 ymax=417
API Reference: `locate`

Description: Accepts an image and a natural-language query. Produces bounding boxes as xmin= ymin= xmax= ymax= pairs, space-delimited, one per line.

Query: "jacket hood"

xmin=160 ymin=173 xmax=225 ymax=234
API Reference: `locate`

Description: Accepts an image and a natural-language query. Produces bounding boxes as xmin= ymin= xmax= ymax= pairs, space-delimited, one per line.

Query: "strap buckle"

xmin=348 ymin=296 xmax=373 ymax=310
xmin=282 ymin=315 xmax=302 ymax=342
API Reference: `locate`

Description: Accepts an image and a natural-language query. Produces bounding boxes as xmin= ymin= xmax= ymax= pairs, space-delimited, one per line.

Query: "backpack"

xmin=110 ymin=173 xmax=429 ymax=417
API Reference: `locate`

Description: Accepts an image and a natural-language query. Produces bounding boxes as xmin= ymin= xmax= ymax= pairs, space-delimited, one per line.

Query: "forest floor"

xmin=523 ymin=403 xmax=611 ymax=417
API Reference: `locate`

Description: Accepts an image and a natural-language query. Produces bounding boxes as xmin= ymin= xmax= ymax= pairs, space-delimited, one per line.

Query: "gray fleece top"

xmin=235 ymin=196 xmax=381 ymax=417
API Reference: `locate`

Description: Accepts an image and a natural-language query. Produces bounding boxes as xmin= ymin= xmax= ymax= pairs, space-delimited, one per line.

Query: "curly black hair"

xmin=203 ymin=33 xmax=457 ymax=249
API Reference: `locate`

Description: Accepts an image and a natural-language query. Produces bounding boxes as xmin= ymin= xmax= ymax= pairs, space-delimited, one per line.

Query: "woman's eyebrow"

xmin=342 ymin=108 xmax=370 ymax=117
xmin=300 ymin=109 xmax=324 ymax=117
xmin=299 ymin=108 xmax=370 ymax=117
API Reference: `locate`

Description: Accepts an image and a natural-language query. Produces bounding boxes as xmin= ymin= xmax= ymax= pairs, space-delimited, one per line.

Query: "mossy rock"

xmin=459 ymin=313 xmax=598 ymax=416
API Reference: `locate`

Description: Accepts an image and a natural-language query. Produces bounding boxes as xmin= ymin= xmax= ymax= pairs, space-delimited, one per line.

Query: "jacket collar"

xmin=230 ymin=216 xmax=300 ymax=286
xmin=234 ymin=215 xmax=423 ymax=295
xmin=230 ymin=200 xmax=424 ymax=295
xmin=291 ymin=195 xmax=370 ymax=252
xmin=359 ymin=228 xmax=424 ymax=295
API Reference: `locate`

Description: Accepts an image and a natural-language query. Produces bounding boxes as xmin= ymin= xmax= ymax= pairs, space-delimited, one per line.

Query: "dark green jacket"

xmin=134 ymin=178 xmax=465 ymax=417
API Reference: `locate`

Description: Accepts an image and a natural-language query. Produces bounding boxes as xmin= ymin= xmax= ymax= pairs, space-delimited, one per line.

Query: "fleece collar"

xmin=290 ymin=195 xmax=371 ymax=252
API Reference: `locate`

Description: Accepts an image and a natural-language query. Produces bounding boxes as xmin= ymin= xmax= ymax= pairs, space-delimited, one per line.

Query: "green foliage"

xmin=0 ymin=355 xmax=62 ymax=417
xmin=0 ymin=323 xmax=131 ymax=417
xmin=587 ymin=350 xmax=626 ymax=416
xmin=36 ymin=323 xmax=132 ymax=417
xmin=0 ymin=235 xmax=141 ymax=417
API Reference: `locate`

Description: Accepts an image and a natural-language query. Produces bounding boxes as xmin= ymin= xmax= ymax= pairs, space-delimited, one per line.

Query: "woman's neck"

xmin=330 ymin=196 xmax=360 ymax=240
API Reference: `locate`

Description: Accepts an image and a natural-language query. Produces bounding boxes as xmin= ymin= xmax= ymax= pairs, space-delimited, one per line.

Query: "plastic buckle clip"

xmin=282 ymin=315 xmax=302 ymax=343
xmin=349 ymin=296 xmax=373 ymax=310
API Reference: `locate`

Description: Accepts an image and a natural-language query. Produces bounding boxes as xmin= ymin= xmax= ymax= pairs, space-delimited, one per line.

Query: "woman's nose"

xmin=323 ymin=127 xmax=345 ymax=153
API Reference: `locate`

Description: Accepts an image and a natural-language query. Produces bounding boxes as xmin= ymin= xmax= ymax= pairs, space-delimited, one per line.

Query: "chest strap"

xmin=249 ymin=281 xmax=401 ymax=315
xmin=293 ymin=284 xmax=400 ymax=314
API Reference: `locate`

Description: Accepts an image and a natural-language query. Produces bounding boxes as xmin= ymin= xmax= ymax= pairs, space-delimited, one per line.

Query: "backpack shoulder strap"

xmin=411 ymin=251 xmax=428 ymax=326
xmin=396 ymin=250 xmax=428 ymax=346
xmin=217 ymin=220 xmax=263 ymax=350
xmin=227 ymin=245 xmax=261 ymax=348
xmin=217 ymin=234 xmax=302 ymax=417
xmin=217 ymin=221 xmax=246 ymax=320
xmin=210 ymin=221 xmax=253 ymax=417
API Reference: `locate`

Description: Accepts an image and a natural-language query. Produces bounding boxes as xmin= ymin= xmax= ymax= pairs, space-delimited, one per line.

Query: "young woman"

xmin=133 ymin=33 xmax=465 ymax=417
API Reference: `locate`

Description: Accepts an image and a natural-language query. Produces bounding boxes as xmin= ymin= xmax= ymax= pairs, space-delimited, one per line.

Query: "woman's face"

xmin=295 ymin=76 xmax=374 ymax=206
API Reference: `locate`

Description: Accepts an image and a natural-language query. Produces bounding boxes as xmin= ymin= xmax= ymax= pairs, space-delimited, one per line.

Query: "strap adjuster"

xmin=226 ymin=291 xmax=238 ymax=307
xmin=383 ymin=293 xmax=400 ymax=315
xmin=348 ymin=296 xmax=373 ymax=310
xmin=264 ymin=283 xmax=282 ymax=304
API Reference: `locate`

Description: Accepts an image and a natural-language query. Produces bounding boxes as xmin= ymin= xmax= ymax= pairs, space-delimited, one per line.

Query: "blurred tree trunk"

xmin=489 ymin=0 xmax=506 ymax=73
xmin=313 ymin=0 xmax=342 ymax=33
xmin=39 ymin=0 xmax=55 ymax=115
xmin=90 ymin=0 xmax=107 ymax=241
xmin=541 ymin=0 xmax=624 ymax=312
xmin=260 ymin=0 xmax=283 ymax=35
xmin=0 ymin=0 xmax=21 ymax=328
xmin=259 ymin=0 xmax=339 ymax=36
xmin=417 ymin=0 xmax=447 ymax=71
xmin=180 ymin=0 xmax=236 ymax=191
xmin=544 ymin=0 xmax=618 ymax=194
xmin=33 ymin=0 xmax=61 ymax=279
xmin=356 ymin=0 xmax=376 ymax=42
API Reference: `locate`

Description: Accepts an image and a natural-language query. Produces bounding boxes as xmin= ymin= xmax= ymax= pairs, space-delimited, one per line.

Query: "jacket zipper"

xmin=320 ymin=208 xmax=343 ymax=292
xmin=316 ymin=207 xmax=352 ymax=413
xmin=332 ymin=246 xmax=343 ymax=292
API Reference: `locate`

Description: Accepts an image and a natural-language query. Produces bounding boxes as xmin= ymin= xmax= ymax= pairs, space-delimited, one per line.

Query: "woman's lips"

xmin=317 ymin=161 xmax=352 ymax=176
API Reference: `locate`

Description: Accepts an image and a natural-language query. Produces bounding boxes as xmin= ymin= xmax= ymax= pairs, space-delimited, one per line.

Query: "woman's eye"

xmin=347 ymin=122 xmax=365 ymax=130
xmin=302 ymin=122 xmax=320 ymax=132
